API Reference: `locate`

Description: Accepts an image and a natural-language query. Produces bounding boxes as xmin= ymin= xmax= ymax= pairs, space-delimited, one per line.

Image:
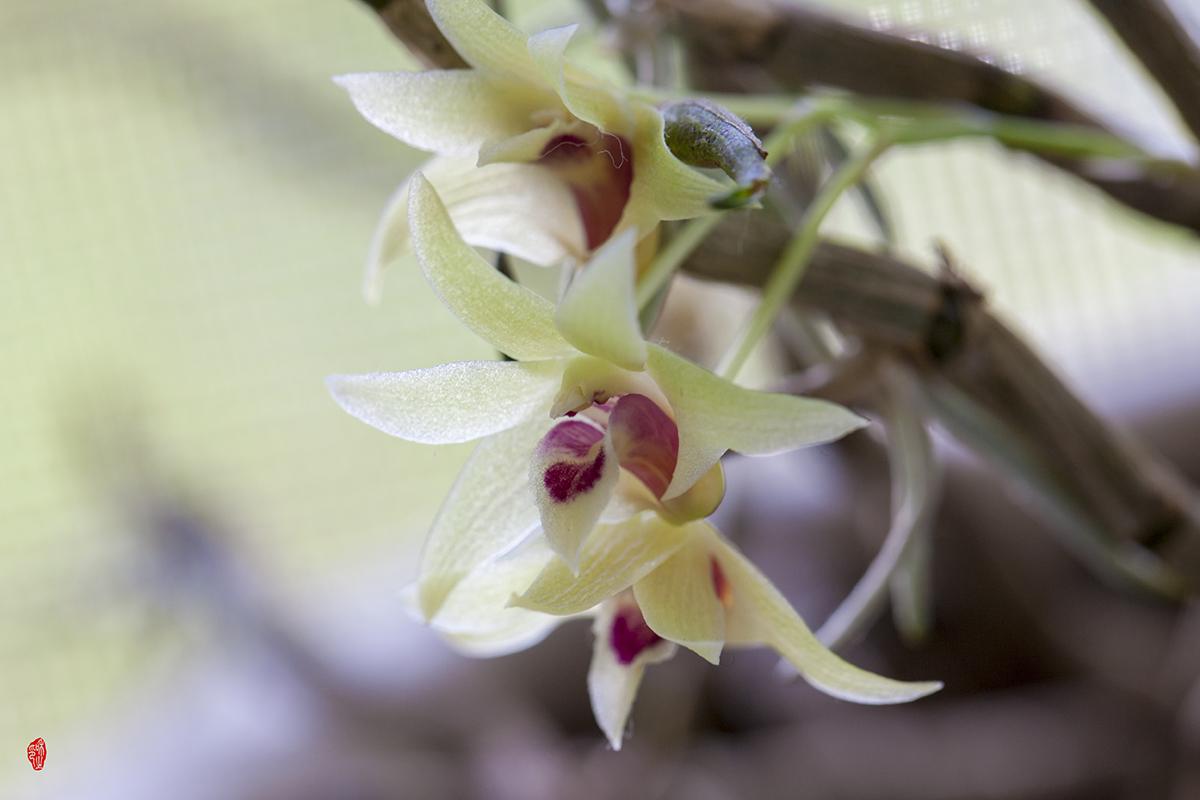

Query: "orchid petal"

xmin=408 ymin=174 xmax=574 ymax=360
xmin=588 ymin=599 xmax=676 ymax=750
xmin=414 ymin=417 xmax=551 ymax=619
xmin=617 ymin=104 xmax=726 ymax=235
xmin=659 ymin=461 xmax=726 ymax=523
xmin=477 ymin=124 xmax=568 ymax=166
xmin=608 ymin=393 xmax=678 ymax=499
xmin=555 ymin=228 xmax=647 ymax=370
xmin=427 ymin=539 xmax=564 ymax=657
xmin=531 ymin=419 xmax=620 ymax=569
xmin=633 ymin=534 xmax=725 ymax=664
xmin=646 ymin=345 xmax=868 ymax=498
xmin=712 ymin=535 xmax=943 ymax=704
xmin=600 ymin=469 xmax=661 ymax=523
xmin=526 ymin=25 xmax=629 ymax=135
xmin=326 ymin=360 xmax=559 ymax=444
xmin=366 ymin=156 xmax=585 ymax=303
xmin=511 ymin=512 xmax=695 ymax=615
xmin=426 ymin=0 xmax=546 ymax=86
xmin=334 ymin=71 xmax=532 ymax=155
xmin=551 ymin=354 xmax=665 ymax=418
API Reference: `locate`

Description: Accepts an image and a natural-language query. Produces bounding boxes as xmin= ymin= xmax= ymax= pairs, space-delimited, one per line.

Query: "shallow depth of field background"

xmin=2 ymin=0 xmax=1200 ymax=796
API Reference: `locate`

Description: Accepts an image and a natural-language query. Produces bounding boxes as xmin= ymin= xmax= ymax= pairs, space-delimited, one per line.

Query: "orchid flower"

xmin=335 ymin=0 xmax=727 ymax=301
xmin=426 ymin=512 xmax=943 ymax=750
xmin=330 ymin=173 xmax=865 ymax=608
xmin=328 ymin=175 xmax=942 ymax=749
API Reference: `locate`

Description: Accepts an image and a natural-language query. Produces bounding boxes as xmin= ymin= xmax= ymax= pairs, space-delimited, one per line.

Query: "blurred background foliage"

xmin=2 ymin=0 xmax=1200 ymax=796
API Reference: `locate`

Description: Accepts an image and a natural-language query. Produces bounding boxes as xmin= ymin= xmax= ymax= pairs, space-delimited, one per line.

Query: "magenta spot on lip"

xmin=609 ymin=603 xmax=662 ymax=665
xmin=538 ymin=419 xmax=608 ymax=503
xmin=544 ymin=449 xmax=606 ymax=503
xmin=537 ymin=132 xmax=634 ymax=251
xmin=608 ymin=394 xmax=679 ymax=499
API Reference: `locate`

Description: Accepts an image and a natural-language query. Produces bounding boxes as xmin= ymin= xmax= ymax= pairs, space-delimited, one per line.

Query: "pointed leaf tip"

xmin=326 ymin=361 xmax=559 ymax=444
xmin=555 ymin=227 xmax=647 ymax=370
xmin=407 ymin=173 xmax=573 ymax=360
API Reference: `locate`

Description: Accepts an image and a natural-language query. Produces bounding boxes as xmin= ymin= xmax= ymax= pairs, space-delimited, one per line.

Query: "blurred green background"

xmin=0 ymin=0 xmax=476 ymax=778
xmin=2 ymin=0 xmax=1199 ymax=793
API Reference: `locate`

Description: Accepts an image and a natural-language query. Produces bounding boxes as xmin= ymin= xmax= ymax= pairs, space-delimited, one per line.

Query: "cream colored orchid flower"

xmin=425 ymin=512 xmax=943 ymax=750
xmin=328 ymin=174 xmax=865 ymax=616
xmin=335 ymin=0 xmax=726 ymax=301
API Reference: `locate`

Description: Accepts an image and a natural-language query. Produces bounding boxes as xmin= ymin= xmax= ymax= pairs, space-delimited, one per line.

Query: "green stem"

xmin=718 ymin=133 xmax=893 ymax=380
xmin=638 ymin=87 xmax=1144 ymax=160
xmin=635 ymin=103 xmax=835 ymax=311
xmin=635 ymin=214 xmax=723 ymax=310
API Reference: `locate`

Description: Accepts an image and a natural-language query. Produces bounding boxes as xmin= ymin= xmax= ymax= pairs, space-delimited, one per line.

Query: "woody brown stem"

xmin=685 ymin=214 xmax=1200 ymax=593
xmin=358 ymin=0 xmax=468 ymax=69
xmin=662 ymin=0 xmax=1200 ymax=234
xmin=1087 ymin=0 xmax=1200 ymax=144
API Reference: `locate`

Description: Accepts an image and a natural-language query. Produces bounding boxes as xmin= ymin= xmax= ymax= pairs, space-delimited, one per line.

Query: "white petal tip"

xmin=325 ymin=374 xmax=348 ymax=396
xmin=838 ymin=679 xmax=945 ymax=705
xmin=912 ymin=680 xmax=944 ymax=699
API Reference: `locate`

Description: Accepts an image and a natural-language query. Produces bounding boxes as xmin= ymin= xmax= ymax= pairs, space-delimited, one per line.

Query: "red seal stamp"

xmin=27 ymin=738 xmax=46 ymax=771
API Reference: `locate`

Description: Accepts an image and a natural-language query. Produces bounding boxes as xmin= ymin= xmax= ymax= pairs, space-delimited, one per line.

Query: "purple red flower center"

xmin=538 ymin=132 xmax=634 ymax=251
xmin=538 ymin=419 xmax=609 ymax=503
xmin=536 ymin=393 xmax=679 ymax=505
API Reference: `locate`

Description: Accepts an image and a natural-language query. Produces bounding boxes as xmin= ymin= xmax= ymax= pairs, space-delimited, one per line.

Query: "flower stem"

xmin=639 ymin=88 xmax=1144 ymax=160
xmin=635 ymin=103 xmax=836 ymax=311
xmin=718 ymin=133 xmax=893 ymax=380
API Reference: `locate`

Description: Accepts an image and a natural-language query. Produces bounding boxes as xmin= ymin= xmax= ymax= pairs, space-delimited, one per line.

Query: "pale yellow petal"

xmin=526 ymin=25 xmax=630 ymax=135
xmin=712 ymin=535 xmax=943 ymax=704
xmin=477 ymin=123 xmax=566 ymax=166
xmin=415 ymin=417 xmax=551 ymax=619
xmin=334 ymin=71 xmax=530 ymax=155
xmin=511 ymin=512 xmax=695 ymax=616
xmin=326 ymin=360 xmax=559 ymax=444
xmin=555 ymin=228 xmax=647 ymax=370
xmin=633 ymin=533 xmax=725 ymax=664
xmin=426 ymin=0 xmax=546 ymax=86
xmin=588 ymin=601 xmax=676 ymax=750
xmin=429 ymin=539 xmax=564 ymax=657
xmin=409 ymin=174 xmax=574 ymax=360
xmin=646 ymin=344 xmax=867 ymax=498
xmin=365 ymin=156 xmax=586 ymax=303
xmin=550 ymin=354 xmax=665 ymax=418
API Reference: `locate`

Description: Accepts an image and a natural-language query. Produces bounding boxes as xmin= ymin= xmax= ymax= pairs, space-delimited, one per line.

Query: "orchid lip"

xmin=546 ymin=392 xmax=680 ymax=502
xmin=536 ymin=419 xmax=608 ymax=503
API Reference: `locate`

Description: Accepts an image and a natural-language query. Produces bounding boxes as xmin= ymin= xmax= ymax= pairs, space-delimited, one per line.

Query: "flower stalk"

xmin=635 ymin=104 xmax=835 ymax=312
xmin=719 ymin=132 xmax=894 ymax=381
